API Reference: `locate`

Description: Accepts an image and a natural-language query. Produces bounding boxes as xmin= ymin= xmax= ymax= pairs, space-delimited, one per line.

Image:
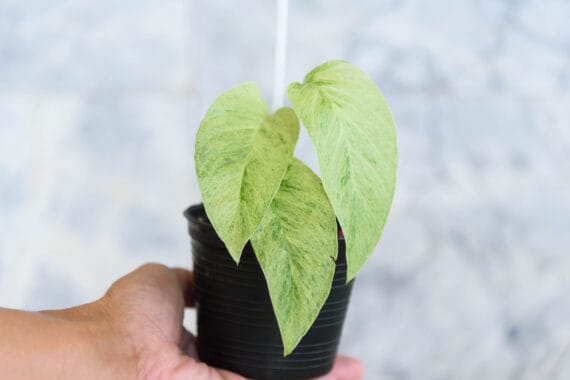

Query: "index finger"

xmin=171 ymin=268 xmax=195 ymax=307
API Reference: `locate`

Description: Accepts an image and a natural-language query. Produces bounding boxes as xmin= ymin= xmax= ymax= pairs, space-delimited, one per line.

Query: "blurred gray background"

xmin=1 ymin=0 xmax=570 ymax=379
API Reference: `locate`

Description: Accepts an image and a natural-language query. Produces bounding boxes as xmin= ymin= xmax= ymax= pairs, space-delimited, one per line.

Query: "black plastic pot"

xmin=184 ymin=204 xmax=354 ymax=380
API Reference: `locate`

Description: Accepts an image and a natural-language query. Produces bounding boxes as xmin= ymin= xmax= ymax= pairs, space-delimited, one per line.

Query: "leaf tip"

xmin=283 ymin=346 xmax=293 ymax=357
xmin=226 ymin=242 xmax=244 ymax=265
xmin=282 ymin=335 xmax=302 ymax=357
xmin=345 ymin=252 xmax=361 ymax=283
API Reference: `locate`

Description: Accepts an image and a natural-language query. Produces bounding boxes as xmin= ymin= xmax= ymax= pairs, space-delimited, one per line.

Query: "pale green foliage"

xmin=251 ymin=158 xmax=337 ymax=356
xmin=195 ymin=82 xmax=299 ymax=262
xmin=194 ymin=60 xmax=397 ymax=356
xmin=288 ymin=60 xmax=398 ymax=281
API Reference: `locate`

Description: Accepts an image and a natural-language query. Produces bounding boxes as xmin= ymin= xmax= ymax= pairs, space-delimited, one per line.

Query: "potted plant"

xmin=184 ymin=60 xmax=397 ymax=379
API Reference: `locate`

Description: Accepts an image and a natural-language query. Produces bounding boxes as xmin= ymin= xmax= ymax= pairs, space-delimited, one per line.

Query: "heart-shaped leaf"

xmin=251 ymin=158 xmax=338 ymax=356
xmin=288 ymin=61 xmax=398 ymax=281
xmin=196 ymin=82 xmax=299 ymax=262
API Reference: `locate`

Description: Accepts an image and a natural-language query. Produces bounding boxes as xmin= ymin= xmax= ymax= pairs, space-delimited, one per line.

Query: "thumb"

xmin=314 ymin=355 xmax=364 ymax=380
xmin=169 ymin=356 xmax=249 ymax=380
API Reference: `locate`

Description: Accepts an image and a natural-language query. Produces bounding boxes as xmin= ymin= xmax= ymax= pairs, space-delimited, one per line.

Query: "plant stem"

xmin=272 ymin=0 xmax=288 ymax=111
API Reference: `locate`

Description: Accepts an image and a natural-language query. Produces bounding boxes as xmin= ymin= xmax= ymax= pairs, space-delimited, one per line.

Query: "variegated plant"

xmin=195 ymin=60 xmax=397 ymax=356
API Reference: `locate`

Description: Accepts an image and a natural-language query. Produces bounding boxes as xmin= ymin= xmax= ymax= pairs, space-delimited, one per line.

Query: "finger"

xmin=179 ymin=327 xmax=198 ymax=358
xmin=171 ymin=268 xmax=195 ymax=307
xmin=105 ymin=263 xmax=178 ymax=301
xmin=313 ymin=355 xmax=364 ymax=380
xmin=170 ymin=356 xmax=249 ymax=380
xmin=214 ymin=368 xmax=251 ymax=380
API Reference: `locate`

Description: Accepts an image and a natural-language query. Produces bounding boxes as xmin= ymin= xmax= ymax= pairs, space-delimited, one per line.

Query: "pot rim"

xmin=184 ymin=203 xmax=345 ymax=241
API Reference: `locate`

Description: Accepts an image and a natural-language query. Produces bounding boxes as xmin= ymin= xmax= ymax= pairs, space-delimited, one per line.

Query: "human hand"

xmin=71 ymin=263 xmax=364 ymax=379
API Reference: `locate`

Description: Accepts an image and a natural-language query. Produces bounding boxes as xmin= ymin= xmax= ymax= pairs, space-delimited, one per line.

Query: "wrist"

xmin=38 ymin=300 xmax=138 ymax=379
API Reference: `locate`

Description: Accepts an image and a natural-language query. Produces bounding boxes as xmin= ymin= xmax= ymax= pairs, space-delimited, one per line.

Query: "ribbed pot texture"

xmin=184 ymin=204 xmax=354 ymax=380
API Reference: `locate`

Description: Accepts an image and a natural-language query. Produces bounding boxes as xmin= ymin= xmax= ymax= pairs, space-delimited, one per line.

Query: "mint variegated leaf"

xmin=196 ymin=82 xmax=299 ymax=262
xmin=288 ymin=61 xmax=398 ymax=281
xmin=251 ymin=158 xmax=337 ymax=356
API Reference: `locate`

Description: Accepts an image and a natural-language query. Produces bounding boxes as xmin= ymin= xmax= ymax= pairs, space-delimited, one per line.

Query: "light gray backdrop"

xmin=1 ymin=0 xmax=570 ymax=379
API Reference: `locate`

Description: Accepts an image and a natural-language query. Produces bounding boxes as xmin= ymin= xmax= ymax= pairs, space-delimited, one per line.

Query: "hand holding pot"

xmin=102 ymin=263 xmax=365 ymax=379
xmin=0 ymin=263 xmax=364 ymax=380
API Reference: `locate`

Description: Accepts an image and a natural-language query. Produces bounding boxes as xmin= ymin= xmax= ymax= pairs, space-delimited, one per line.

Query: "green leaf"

xmin=287 ymin=60 xmax=398 ymax=281
xmin=251 ymin=158 xmax=338 ymax=356
xmin=195 ymin=82 xmax=300 ymax=262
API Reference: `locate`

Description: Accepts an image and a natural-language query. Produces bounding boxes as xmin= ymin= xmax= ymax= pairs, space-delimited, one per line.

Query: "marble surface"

xmin=1 ymin=0 xmax=570 ymax=378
